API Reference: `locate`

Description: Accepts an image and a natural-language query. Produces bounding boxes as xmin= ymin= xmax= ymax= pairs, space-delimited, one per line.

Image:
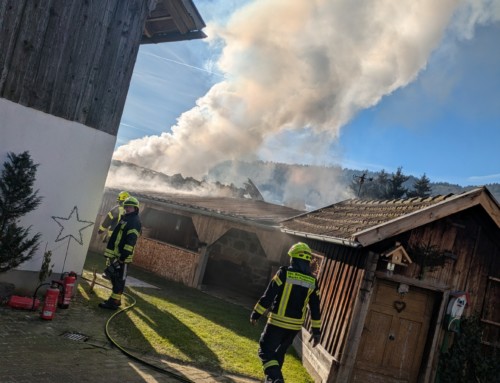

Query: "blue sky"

xmin=115 ymin=0 xmax=500 ymax=188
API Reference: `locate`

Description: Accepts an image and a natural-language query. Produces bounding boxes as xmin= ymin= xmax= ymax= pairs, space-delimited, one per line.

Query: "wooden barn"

xmin=89 ymin=188 xmax=304 ymax=300
xmin=280 ymin=186 xmax=500 ymax=383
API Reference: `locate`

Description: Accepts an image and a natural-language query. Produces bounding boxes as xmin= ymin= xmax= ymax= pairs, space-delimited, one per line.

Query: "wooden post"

xmin=88 ymin=268 xmax=98 ymax=294
xmin=192 ymin=245 xmax=209 ymax=288
xmin=331 ymin=251 xmax=379 ymax=383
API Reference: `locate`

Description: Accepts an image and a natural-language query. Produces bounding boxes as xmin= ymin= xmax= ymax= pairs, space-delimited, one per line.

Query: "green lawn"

xmin=82 ymin=251 xmax=314 ymax=382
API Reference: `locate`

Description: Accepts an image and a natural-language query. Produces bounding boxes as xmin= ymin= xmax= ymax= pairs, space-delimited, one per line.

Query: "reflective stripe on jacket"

xmin=104 ymin=210 xmax=141 ymax=263
xmin=99 ymin=205 xmax=125 ymax=236
xmin=252 ymin=266 xmax=321 ymax=332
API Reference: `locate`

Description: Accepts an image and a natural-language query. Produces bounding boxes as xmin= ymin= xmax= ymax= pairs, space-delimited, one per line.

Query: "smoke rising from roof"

xmin=113 ymin=0 xmax=499 ymax=192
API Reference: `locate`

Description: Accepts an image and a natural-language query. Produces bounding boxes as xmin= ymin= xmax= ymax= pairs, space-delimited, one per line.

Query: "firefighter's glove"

xmin=309 ymin=333 xmax=321 ymax=348
xmin=104 ymin=260 xmax=120 ymax=279
xmin=250 ymin=311 xmax=260 ymax=326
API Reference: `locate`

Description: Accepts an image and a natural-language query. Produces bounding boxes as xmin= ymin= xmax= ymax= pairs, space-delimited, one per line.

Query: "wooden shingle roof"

xmin=280 ymin=187 xmax=500 ymax=247
xmin=107 ymin=188 xmax=304 ymax=226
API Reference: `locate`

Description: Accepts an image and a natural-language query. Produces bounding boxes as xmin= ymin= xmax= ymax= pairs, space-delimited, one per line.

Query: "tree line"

xmin=350 ymin=167 xmax=432 ymax=200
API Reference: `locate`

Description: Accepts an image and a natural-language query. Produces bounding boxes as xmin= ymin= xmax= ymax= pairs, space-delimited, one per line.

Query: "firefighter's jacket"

xmin=99 ymin=204 xmax=125 ymax=237
xmin=104 ymin=210 xmax=141 ymax=263
xmin=251 ymin=265 xmax=321 ymax=334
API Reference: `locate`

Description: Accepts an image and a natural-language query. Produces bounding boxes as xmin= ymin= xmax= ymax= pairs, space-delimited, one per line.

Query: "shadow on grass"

xmin=82 ymin=280 xmax=261 ymax=382
xmin=82 ymin=254 xmax=262 ymax=381
xmin=131 ymin=266 xmax=261 ymax=337
xmin=83 ymin=251 xmax=310 ymax=382
xmin=77 ymin=284 xmax=201 ymax=382
xmin=118 ymin=291 xmax=222 ymax=367
xmin=85 ymin=251 xmax=262 ymax=343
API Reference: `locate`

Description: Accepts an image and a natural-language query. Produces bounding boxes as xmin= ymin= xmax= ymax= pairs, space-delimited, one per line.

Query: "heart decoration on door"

xmin=393 ymin=300 xmax=407 ymax=313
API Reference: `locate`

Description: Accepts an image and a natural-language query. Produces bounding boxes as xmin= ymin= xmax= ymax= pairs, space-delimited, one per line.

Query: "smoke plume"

xmin=113 ymin=0 xmax=499 ymax=205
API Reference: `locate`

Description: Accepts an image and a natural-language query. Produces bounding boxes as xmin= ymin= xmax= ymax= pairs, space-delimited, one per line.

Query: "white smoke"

xmin=113 ymin=0 xmax=499 ymax=206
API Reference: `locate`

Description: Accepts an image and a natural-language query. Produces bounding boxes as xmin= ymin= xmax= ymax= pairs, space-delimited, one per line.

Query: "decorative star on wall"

xmin=52 ymin=206 xmax=94 ymax=245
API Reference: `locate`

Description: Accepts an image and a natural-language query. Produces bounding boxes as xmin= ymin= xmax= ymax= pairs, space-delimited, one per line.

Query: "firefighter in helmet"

xmin=98 ymin=190 xmax=130 ymax=239
xmin=98 ymin=191 xmax=129 ymax=278
xmin=250 ymin=242 xmax=322 ymax=383
xmin=99 ymin=196 xmax=142 ymax=310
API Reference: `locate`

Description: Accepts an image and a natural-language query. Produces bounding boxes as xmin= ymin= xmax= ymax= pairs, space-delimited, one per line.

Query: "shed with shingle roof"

xmin=280 ymin=187 xmax=500 ymax=383
xmin=89 ymin=188 xmax=304 ymax=298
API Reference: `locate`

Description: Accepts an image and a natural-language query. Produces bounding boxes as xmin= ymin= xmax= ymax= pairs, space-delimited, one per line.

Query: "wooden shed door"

xmin=352 ymin=279 xmax=435 ymax=383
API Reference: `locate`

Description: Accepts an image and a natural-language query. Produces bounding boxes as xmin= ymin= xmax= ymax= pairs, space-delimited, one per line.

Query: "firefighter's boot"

xmin=264 ymin=366 xmax=283 ymax=383
xmin=264 ymin=378 xmax=284 ymax=383
xmin=98 ymin=298 xmax=121 ymax=310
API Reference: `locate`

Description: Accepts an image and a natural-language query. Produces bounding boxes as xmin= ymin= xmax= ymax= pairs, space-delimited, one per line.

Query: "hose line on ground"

xmin=82 ymin=276 xmax=194 ymax=383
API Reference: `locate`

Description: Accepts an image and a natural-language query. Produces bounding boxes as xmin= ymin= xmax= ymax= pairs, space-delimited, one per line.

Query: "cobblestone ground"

xmin=0 ymin=282 xmax=260 ymax=383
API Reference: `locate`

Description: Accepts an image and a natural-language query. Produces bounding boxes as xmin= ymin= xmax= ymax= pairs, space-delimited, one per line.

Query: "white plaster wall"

xmin=0 ymin=98 xmax=116 ymax=277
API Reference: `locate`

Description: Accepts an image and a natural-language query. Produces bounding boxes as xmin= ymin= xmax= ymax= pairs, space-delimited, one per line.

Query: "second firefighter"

xmin=99 ymin=196 xmax=142 ymax=310
xmin=250 ymin=242 xmax=322 ymax=383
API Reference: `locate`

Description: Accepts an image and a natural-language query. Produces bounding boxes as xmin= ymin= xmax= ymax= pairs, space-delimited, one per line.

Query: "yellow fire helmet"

xmin=288 ymin=242 xmax=312 ymax=262
xmin=123 ymin=196 xmax=139 ymax=208
xmin=117 ymin=191 xmax=130 ymax=202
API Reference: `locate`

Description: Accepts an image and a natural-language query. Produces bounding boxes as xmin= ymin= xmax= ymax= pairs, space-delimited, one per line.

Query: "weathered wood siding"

xmin=0 ymin=0 xmax=150 ymax=134
xmin=303 ymin=239 xmax=366 ymax=360
xmin=296 ymin=207 xmax=500 ymax=382
xmin=400 ymin=209 xmax=500 ymax=346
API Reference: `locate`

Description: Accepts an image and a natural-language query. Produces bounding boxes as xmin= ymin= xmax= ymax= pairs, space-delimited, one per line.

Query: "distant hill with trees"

xmin=108 ymin=159 xmax=500 ymax=211
xmin=346 ymin=167 xmax=500 ymax=201
xmin=206 ymin=160 xmax=500 ymax=209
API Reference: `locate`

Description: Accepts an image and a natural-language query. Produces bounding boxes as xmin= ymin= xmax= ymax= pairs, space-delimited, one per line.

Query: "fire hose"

xmin=82 ymin=276 xmax=195 ymax=383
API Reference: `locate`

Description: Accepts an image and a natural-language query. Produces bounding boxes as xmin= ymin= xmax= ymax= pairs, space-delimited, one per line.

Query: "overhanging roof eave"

xmin=141 ymin=30 xmax=207 ymax=44
xmin=280 ymin=228 xmax=362 ymax=248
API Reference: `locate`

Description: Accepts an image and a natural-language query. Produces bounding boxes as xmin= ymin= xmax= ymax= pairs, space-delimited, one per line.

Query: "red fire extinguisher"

xmin=58 ymin=271 xmax=77 ymax=309
xmin=41 ymin=281 xmax=61 ymax=320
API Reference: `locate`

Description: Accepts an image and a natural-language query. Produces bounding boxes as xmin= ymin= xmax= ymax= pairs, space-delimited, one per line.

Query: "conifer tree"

xmin=386 ymin=167 xmax=409 ymax=199
xmin=408 ymin=173 xmax=432 ymax=198
xmin=372 ymin=169 xmax=390 ymax=199
xmin=0 ymin=151 xmax=42 ymax=272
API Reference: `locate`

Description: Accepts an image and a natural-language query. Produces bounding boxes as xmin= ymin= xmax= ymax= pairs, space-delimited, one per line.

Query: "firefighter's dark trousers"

xmin=110 ymin=263 xmax=128 ymax=302
xmin=258 ymin=323 xmax=299 ymax=381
